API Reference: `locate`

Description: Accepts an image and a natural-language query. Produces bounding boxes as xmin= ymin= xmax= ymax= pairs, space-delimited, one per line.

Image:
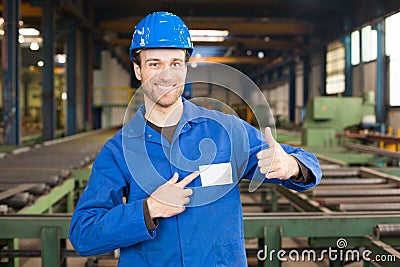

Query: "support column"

xmin=344 ymin=34 xmax=353 ymax=96
xmin=41 ymin=227 xmax=60 ymax=267
xmin=376 ymin=21 xmax=386 ymax=126
xmin=81 ymin=30 xmax=89 ymax=130
xmin=86 ymin=1 xmax=94 ymax=129
xmin=343 ymin=2 xmax=353 ymax=98
xmin=2 ymin=0 xmax=20 ymax=145
xmin=263 ymin=226 xmax=282 ymax=267
xmin=289 ymin=62 xmax=296 ymax=122
xmin=41 ymin=0 xmax=56 ymax=141
xmin=302 ymin=55 xmax=310 ymax=111
xmin=87 ymin=38 xmax=94 ymax=129
xmin=66 ymin=19 xmax=77 ymax=136
xmin=22 ymin=80 xmax=29 ymax=117
xmin=321 ymin=47 xmax=327 ymax=96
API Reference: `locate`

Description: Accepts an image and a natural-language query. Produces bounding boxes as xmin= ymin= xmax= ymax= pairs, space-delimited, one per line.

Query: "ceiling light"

xmin=30 ymin=42 xmax=39 ymax=51
xmin=0 ymin=29 xmax=4 ymax=36
xmin=189 ymin=30 xmax=229 ymax=42
xmin=18 ymin=35 xmax=24 ymax=43
xmin=19 ymin=27 xmax=40 ymax=36
xmin=190 ymin=30 xmax=229 ymax=37
xmin=246 ymin=50 xmax=252 ymax=56
xmin=37 ymin=60 xmax=44 ymax=67
xmin=61 ymin=92 xmax=67 ymax=101
xmin=24 ymin=37 xmax=43 ymax=43
xmin=264 ymin=36 xmax=270 ymax=42
xmin=191 ymin=36 xmax=225 ymax=42
xmin=55 ymin=54 xmax=67 ymax=64
xmin=257 ymin=51 xmax=265 ymax=59
xmin=195 ymin=53 xmax=202 ymax=58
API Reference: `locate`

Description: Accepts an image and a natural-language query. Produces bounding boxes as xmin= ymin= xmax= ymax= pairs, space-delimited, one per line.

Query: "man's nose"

xmin=158 ymin=67 xmax=173 ymax=81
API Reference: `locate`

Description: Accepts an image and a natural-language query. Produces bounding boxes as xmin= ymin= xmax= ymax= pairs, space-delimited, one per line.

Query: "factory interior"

xmin=1 ymin=0 xmax=400 ymax=266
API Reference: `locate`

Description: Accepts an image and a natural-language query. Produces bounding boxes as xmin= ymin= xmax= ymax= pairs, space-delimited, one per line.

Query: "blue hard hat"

xmin=130 ymin=11 xmax=193 ymax=61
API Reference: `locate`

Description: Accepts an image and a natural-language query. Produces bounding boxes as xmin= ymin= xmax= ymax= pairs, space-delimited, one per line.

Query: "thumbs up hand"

xmin=256 ymin=127 xmax=300 ymax=180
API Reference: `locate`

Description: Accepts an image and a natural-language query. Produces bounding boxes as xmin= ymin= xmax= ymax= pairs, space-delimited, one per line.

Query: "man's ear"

xmin=133 ymin=63 xmax=142 ymax=81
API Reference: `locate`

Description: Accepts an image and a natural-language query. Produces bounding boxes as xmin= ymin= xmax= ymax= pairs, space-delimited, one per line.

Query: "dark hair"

xmin=132 ymin=49 xmax=191 ymax=67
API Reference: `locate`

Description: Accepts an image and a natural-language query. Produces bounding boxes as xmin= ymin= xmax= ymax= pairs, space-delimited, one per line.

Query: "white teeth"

xmin=158 ymin=85 xmax=174 ymax=90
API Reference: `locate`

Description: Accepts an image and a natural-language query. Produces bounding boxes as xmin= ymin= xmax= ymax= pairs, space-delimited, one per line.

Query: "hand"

xmin=146 ymin=172 xmax=199 ymax=219
xmin=256 ymin=127 xmax=299 ymax=180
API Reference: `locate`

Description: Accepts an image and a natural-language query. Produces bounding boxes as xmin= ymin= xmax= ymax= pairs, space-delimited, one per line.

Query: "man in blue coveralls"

xmin=69 ymin=11 xmax=321 ymax=266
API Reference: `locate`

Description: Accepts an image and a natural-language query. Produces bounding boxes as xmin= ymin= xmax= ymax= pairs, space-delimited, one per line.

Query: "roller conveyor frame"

xmin=263 ymin=165 xmax=400 ymax=214
xmin=0 ymin=184 xmax=40 ymax=201
xmin=2 ymin=130 xmax=400 ymax=266
xmin=1 ymin=213 xmax=400 ymax=267
xmin=0 ymin=129 xmax=116 ymax=212
xmin=0 ymin=183 xmax=48 ymax=196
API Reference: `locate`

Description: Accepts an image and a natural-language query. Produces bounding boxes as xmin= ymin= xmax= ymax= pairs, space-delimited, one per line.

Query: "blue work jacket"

xmin=69 ymin=99 xmax=321 ymax=267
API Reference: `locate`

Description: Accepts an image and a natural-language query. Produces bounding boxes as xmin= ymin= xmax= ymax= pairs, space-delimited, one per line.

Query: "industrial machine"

xmin=301 ymin=94 xmax=376 ymax=146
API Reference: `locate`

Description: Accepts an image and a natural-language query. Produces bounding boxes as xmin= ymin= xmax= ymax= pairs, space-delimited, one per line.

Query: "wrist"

xmin=146 ymin=197 xmax=158 ymax=219
xmin=143 ymin=198 xmax=158 ymax=230
xmin=290 ymin=156 xmax=300 ymax=178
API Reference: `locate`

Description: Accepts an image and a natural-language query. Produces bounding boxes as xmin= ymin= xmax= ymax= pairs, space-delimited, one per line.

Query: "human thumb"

xmin=264 ymin=127 xmax=276 ymax=147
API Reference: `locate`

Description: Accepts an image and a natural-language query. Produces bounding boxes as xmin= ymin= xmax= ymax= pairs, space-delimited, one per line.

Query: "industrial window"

xmin=385 ymin=11 xmax=400 ymax=106
xmin=361 ymin=25 xmax=377 ymax=62
xmin=351 ymin=30 xmax=360 ymax=65
xmin=326 ymin=40 xmax=345 ymax=94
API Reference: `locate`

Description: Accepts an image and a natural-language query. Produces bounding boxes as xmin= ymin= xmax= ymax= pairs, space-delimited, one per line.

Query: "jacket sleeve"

xmin=238 ymin=120 xmax=322 ymax=192
xmin=69 ymin=140 xmax=156 ymax=256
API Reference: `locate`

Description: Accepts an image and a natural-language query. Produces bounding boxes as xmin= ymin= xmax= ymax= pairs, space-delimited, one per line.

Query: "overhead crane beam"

xmin=108 ymin=37 xmax=302 ymax=50
xmin=0 ymin=3 xmax=42 ymax=17
xmin=92 ymin=0 xmax=346 ymax=22
xmin=228 ymin=22 xmax=309 ymax=35
xmin=100 ymin=20 xmax=310 ymax=35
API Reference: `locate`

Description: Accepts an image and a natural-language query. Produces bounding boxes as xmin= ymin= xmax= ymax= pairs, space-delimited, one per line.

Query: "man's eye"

xmin=150 ymin=63 xmax=159 ymax=67
xmin=172 ymin=62 xmax=182 ymax=68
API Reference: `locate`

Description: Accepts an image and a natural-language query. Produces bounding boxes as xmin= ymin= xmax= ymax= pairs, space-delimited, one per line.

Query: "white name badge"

xmin=199 ymin=162 xmax=233 ymax=187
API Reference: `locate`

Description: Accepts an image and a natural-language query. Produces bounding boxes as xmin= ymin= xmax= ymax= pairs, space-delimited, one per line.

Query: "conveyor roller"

xmin=0 ymin=193 xmax=33 ymax=209
xmin=373 ymin=224 xmax=400 ymax=237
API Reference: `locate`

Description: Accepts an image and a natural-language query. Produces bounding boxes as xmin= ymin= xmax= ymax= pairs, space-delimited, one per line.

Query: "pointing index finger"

xmin=176 ymin=172 xmax=200 ymax=187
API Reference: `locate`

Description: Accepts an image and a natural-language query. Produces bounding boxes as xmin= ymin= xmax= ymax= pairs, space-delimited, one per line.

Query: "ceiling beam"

xmin=100 ymin=20 xmax=310 ymax=35
xmin=108 ymin=37 xmax=302 ymax=50
xmin=228 ymin=22 xmax=309 ymax=35
xmin=0 ymin=3 xmax=42 ymax=17
xmin=195 ymin=38 xmax=302 ymax=50
xmin=92 ymin=0 xmax=346 ymax=21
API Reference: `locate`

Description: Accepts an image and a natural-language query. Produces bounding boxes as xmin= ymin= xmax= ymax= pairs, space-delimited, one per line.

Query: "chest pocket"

xmin=195 ymin=151 xmax=231 ymax=165
xmin=196 ymin=152 xmax=234 ymax=187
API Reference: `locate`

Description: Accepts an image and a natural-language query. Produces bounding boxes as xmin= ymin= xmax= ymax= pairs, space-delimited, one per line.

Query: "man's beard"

xmin=142 ymin=85 xmax=183 ymax=108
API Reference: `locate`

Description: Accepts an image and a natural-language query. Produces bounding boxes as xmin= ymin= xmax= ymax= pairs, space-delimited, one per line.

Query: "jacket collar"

xmin=124 ymin=97 xmax=207 ymax=138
